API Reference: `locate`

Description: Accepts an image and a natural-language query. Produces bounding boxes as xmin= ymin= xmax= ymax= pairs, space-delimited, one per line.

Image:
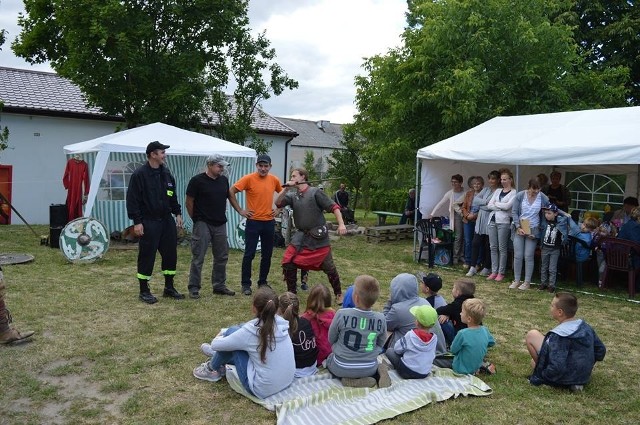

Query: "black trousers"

xmin=137 ymin=216 xmax=177 ymax=280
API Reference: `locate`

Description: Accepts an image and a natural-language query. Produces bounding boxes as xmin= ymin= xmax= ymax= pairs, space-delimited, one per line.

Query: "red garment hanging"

xmin=62 ymin=158 xmax=90 ymax=221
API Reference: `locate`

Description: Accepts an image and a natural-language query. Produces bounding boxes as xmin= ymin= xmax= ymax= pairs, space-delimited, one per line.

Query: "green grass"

xmin=1 ymin=224 xmax=639 ymax=424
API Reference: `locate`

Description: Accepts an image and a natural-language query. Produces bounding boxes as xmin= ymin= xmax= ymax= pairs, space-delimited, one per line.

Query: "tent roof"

xmin=63 ymin=122 xmax=256 ymax=157
xmin=417 ymin=106 xmax=640 ymax=165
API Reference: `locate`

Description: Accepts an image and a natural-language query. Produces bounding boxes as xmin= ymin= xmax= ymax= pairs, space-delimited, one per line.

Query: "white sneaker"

xmin=508 ymin=281 xmax=520 ymax=289
xmin=465 ymin=267 xmax=477 ymax=277
xmin=200 ymin=343 xmax=215 ymax=357
xmin=478 ymin=268 xmax=491 ymax=276
xmin=193 ymin=362 xmax=225 ymax=382
xmin=518 ymin=282 xmax=531 ymax=290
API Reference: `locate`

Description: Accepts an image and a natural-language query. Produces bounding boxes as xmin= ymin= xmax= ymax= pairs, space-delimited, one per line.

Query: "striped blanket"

xmin=226 ymin=364 xmax=492 ymax=425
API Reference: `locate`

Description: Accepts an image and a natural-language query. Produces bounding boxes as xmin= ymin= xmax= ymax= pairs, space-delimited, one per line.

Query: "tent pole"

xmin=414 ymin=156 xmax=420 ymax=263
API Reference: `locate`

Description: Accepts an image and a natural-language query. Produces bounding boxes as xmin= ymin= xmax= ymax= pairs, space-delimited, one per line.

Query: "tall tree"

xmin=326 ymin=125 xmax=369 ymax=210
xmin=302 ymin=150 xmax=320 ymax=182
xmin=353 ymin=0 xmax=629 ymax=187
xmin=0 ymin=20 xmax=9 ymax=154
xmin=571 ymin=0 xmax=640 ymax=104
xmin=202 ymin=27 xmax=298 ymax=150
xmin=12 ymin=0 xmax=296 ymax=132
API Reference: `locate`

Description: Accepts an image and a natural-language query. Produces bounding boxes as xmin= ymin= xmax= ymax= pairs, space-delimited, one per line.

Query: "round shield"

xmin=234 ymin=218 xmax=261 ymax=252
xmin=59 ymin=217 xmax=110 ymax=263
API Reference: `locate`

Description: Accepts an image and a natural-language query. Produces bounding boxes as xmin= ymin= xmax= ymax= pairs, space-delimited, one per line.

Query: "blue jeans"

xmin=441 ymin=320 xmax=456 ymax=347
xmin=463 ymin=221 xmax=476 ymax=265
xmin=209 ymin=326 xmax=253 ymax=396
xmin=241 ymin=219 xmax=275 ymax=288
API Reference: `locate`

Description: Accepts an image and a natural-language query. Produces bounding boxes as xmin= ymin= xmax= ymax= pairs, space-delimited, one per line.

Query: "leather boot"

xmin=138 ymin=278 xmax=157 ymax=304
xmin=326 ymin=268 xmax=343 ymax=303
xmin=163 ymin=275 xmax=185 ymax=299
xmin=0 ymin=268 xmax=34 ymax=344
xmin=282 ymin=267 xmax=298 ymax=293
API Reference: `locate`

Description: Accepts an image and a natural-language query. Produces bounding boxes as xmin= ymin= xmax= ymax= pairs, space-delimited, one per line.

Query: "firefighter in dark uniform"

xmin=126 ymin=141 xmax=185 ymax=304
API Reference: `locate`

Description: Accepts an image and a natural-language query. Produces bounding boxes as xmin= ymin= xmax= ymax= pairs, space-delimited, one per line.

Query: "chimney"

xmin=316 ymin=120 xmax=330 ymax=131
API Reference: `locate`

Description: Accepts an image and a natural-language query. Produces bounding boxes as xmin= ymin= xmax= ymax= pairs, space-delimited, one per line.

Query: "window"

xmin=98 ymin=161 xmax=144 ymax=201
xmin=566 ymin=172 xmax=625 ymax=213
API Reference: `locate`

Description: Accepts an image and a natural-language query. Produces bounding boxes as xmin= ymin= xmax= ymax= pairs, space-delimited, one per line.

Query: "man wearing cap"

xmin=185 ymin=155 xmax=235 ymax=299
xmin=126 ymin=141 xmax=184 ymax=304
xmin=229 ymin=154 xmax=283 ymax=295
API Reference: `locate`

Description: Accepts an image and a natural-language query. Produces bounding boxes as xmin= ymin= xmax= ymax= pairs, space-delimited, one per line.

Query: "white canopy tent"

xmin=416 ymin=106 xmax=640 ymax=217
xmin=63 ymin=122 xmax=256 ymax=248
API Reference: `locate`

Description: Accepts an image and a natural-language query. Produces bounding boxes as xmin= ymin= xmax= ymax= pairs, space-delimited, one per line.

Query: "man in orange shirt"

xmin=229 ymin=155 xmax=283 ymax=295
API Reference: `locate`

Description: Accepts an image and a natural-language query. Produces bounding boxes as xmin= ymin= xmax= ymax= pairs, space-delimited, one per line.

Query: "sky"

xmin=0 ymin=0 xmax=408 ymax=124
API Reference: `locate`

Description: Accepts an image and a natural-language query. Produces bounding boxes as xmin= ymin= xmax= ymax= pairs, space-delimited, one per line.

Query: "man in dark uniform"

xmin=126 ymin=141 xmax=184 ymax=304
xmin=0 ymin=266 xmax=35 ymax=344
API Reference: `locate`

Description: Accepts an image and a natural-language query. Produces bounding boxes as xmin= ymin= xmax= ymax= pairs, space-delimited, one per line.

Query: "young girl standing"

xmin=279 ymin=292 xmax=318 ymax=377
xmin=193 ymin=287 xmax=295 ymax=399
xmin=301 ymin=284 xmax=336 ymax=366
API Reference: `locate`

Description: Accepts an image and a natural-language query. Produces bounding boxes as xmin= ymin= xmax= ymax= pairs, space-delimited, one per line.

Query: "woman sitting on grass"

xmin=193 ymin=287 xmax=295 ymax=399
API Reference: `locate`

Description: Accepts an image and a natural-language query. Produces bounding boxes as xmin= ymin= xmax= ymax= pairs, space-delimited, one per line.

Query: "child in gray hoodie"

xmin=383 ymin=273 xmax=448 ymax=357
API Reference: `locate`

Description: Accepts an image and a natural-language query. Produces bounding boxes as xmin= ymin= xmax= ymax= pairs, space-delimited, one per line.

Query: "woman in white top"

xmin=429 ymin=174 xmax=466 ymax=264
xmin=510 ymin=178 xmax=550 ymax=290
xmin=486 ymin=168 xmax=517 ymax=281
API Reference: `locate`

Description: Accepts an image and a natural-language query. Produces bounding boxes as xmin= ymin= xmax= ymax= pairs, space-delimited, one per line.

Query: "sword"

xmin=282 ymin=177 xmax=342 ymax=187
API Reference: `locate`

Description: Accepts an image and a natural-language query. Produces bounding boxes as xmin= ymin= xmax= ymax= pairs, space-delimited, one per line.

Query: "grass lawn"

xmin=1 ymin=223 xmax=639 ymax=424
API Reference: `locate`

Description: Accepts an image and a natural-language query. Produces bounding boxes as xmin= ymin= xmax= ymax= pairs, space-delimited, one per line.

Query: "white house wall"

xmin=1 ymin=113 xmax=120 ymax=225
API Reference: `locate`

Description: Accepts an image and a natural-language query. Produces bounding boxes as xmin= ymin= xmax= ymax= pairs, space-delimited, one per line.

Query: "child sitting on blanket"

xmin=385 ymin=305 xmax=438 ymax=379
xmin=436 ymin=278 xmax=475 ymax=346
xmin=301 ymin=283 xmax=336 ymax=366
xmin=279 ymin=292 xmax=319 ymax=377
xmin=192 ymin=287 xmax=296 ymax=399
xmin=326 ymin=275 xmax=391 ymax=388
xmin=525 ymin=292 xmax=606 ymax=391
xmin=438 ymin=298 xmax=496 ymax=375
xmin=418 ymin=272 xmax=447 ymax=309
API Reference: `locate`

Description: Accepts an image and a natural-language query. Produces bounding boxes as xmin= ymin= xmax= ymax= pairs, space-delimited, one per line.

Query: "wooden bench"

xmin=372 ymin=210 xmax=404 ymax=225
xmin=366 ymin=224 xmax=414 ymax=243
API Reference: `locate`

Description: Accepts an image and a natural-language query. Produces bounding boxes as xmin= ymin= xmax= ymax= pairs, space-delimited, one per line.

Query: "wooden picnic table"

xmin=372 ymin=210 xmax=404 ymax=225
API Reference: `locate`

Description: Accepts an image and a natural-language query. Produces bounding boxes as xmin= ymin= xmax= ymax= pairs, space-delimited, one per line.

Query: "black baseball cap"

xmin=146 ymin=141 xmax=170 ymax=155
xmin=421 ymin=273 xmax=442 ymax=292
xmin=256 ymin=154 xmax=271 ymax=164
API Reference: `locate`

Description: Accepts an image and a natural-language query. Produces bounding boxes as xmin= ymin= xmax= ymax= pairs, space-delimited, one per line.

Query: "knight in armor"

xmin=276 ymin=168 xmax=347 ymax=304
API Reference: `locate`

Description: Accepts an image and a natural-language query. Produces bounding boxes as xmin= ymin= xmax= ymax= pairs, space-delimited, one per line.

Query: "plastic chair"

xmin=598 ymin=237 xmax=640 ymax=298
xmin=416 ymin=218 xmax=454 ymax=268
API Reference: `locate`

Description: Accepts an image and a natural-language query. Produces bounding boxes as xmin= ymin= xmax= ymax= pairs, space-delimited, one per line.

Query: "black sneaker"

xmin=189 ymin=291 xmax=200 ymax=299
xmin=301 ymin=282 xmax=308 ymax=291
xmin=242 ymin=287 xmax=252 ymax=296
xmin=163 ymin=287 xmax=185 ymax=300
xmin=213 ymin=287 xmax=236 ymax=296
xmin=258 ymin=282 xmax=272 ymax=289
xmin=538 ymin=285 xmax=548 ymax=291
xmin=139 ymin=292 xmax=158 ymax=304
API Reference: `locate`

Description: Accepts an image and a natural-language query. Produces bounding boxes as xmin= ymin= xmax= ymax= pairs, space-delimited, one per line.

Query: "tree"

xmin=12 ymin=0 xmax=296 ymax=133
xmin=326 ymin=124 xmax=369 ymax=210
xmin=0 ymin=19 xmax=9 ymax=155
xmin=202 ymin=27 xmax=298 ymax=151
xmin=302 ymin=150 xmax=320 ymax=182
xmin=571 ymin=0 xmax=640 ymax=104
xmin=353 ymin=0 xmax=629 ymax=188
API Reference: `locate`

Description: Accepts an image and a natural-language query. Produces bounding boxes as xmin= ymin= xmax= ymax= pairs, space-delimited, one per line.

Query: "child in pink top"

xmin=301 ymin=283 xmax=336 ymax=366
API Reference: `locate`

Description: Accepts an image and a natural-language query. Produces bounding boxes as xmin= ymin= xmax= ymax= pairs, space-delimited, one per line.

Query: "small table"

xmin=372 ymin=211 xmax=404 ymax=226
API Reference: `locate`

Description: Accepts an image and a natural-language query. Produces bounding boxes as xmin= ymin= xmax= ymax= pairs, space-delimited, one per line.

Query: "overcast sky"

xmin=0 ymin=0 xmax=407 ymax=124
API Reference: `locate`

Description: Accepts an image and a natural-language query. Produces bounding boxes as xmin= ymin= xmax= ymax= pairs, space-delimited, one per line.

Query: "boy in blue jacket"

xmin=525 ymin=292 xmax=606 ymax=391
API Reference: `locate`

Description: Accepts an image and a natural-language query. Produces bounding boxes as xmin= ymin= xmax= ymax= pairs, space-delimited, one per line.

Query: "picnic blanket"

xmin=225 ymin=363 xmax=492 ymax=425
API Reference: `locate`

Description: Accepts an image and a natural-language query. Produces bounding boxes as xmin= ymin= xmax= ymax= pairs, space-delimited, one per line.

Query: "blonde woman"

xmin=486 ymin=168 xmax=517 ymax=282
